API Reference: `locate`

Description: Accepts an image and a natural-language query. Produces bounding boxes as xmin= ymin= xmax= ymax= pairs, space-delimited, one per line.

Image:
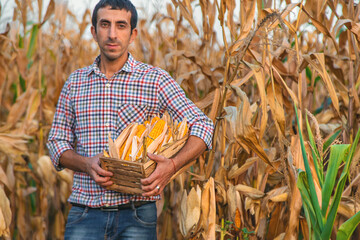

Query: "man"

xmin=47 ymin=0 xmax=213 ymax=239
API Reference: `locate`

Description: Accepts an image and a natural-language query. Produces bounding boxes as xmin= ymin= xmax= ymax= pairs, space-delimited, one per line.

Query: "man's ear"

xmin=129 ymin=28 xmax=138 ymax=44
xmin=91 ymin=26 xmax=98 ymax=42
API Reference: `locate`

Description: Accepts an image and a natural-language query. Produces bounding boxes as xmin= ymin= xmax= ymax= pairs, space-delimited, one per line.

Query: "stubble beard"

xmin=101 ymin=47 xmax=124 ymax=62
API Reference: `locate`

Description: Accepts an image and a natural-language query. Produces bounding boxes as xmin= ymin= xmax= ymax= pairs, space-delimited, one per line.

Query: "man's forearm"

xmin=59 ymin=150 xmax=88 ymax=173
xmin=59 ymin=150 xmax=113 ymax=187
xmin=171 ymin=135 xmax=207 ymax=172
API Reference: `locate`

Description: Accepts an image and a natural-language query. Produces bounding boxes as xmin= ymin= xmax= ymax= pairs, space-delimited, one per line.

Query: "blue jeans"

xmin=64 ymin=202 xmax=157 ymax=240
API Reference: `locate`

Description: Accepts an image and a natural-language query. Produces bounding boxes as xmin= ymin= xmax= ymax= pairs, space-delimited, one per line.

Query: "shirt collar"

xmin=87 ymin=53 xmax=136 ymax=77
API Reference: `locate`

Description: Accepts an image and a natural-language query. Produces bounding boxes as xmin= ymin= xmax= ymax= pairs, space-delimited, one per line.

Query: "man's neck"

xmin=99 ymin=53 xmax=128 ymax=79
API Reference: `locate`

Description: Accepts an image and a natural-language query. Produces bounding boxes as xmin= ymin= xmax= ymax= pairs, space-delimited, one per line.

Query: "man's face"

xmin=91 ymin=6 xmax=137 ymax=62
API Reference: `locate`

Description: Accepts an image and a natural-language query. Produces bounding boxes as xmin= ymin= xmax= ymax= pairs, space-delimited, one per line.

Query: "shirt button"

xmin=106 ymin=83 xmax=110 ymax=88
xmin=105 ymin=122 xmax=110 ymax=127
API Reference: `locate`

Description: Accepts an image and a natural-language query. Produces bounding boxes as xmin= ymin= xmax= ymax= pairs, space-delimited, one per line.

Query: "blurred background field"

xmin=1 ymin=0 xmax=360 ymax=239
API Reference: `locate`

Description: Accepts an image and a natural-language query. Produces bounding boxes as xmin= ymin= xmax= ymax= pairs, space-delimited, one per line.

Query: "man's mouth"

xmin=106 ymin=44 xmax=118 ymax=49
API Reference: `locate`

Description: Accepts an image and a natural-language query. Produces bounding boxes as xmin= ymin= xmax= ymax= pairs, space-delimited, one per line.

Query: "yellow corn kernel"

xmin=147 ymin=119 xmax=165 ymax=145
xmin=136 ymin=124 xmax=147 ymax=137
xmin=150 ymin=116 xmax=160 ymax=125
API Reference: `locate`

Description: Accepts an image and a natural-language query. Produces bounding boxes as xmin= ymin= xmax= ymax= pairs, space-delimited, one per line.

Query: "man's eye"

xmin=101 ymin=22 xmax=109 ymax=27
xmin=117 ymin=24 xmax=126 ymax=28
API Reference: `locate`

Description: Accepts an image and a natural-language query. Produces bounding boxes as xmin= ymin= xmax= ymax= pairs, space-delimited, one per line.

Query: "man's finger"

xmin=99 ymin=180 xmax=113 ymax=187
xmin=141 ymin=180 xmax=159 ymax=192
xmin=141 ymin=168 xmax=159 ymax=185
xmin=147 ymin=152 xmax=166 ymax=163
xmin=93 ymin=175 xmax=111 ymax=183
xmin=93 ymin=164 xmax=113 ymax=177
xmin=142 ymin=185 xmax=161 ymax=197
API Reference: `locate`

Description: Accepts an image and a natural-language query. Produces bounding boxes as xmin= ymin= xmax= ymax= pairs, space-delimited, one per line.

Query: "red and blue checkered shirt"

xmin=47 ymin=54 xmax=214 ymax=207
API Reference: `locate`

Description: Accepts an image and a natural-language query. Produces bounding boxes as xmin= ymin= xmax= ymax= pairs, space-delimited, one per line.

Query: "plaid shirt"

xmin=47 ymin=54 xmax=214 ymax=207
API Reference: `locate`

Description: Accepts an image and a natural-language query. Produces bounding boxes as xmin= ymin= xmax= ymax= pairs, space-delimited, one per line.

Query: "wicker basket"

xmin=100 ymin=135 xmax=188 ymax=195
xmin=100 ymin=157 xmax=156 ymax=195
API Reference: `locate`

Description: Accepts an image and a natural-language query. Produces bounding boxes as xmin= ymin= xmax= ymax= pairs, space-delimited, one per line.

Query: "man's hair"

xmin=92 ymin=0 xmax=138 ymax=32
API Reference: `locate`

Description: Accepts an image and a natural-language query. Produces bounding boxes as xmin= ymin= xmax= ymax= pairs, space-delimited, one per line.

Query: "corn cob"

xmin=150 ymin=116 xmax=160 ymax=125
xmin=105 ymin=114 xmax=188 ymax=162
xmin=136 ymin=118 xmax=167 ymax=158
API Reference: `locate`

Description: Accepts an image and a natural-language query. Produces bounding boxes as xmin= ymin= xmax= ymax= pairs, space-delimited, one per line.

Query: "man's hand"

xmin=59 ymin=150 xmax=113 ymax=188
xmin=85 ymin=153 xmax=114 ymax=187
xmin=140 ymin=153 xmax=175 ymax=197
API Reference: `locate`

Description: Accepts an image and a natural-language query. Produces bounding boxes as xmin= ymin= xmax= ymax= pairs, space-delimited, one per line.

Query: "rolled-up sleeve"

xmin=47 ymin=80 xmax=75 ymax=171
xmin=158 ymin=71 xmax=214 ymax=149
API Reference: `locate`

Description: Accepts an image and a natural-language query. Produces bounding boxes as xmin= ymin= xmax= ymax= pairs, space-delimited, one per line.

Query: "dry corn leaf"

xmin=226 ymin=183 xmax=237 ymax=223
xmin=228 ymin=157 xmax=257 ymax=179
xmin=1 ymin=88 xmax=35 ymax=131
xmin=267 ymin=82 xmax=285 ymax=136
xmin=225 ymin=86 xmax=272 ymax=167
xmin=0 ymin=134 xmax=29 ymax=155
xmin=0 ymin=166 xmax=11 ymax=192
xmin=113 ymin=123 xmax=135 ymax=158
xmin=40 ymin=0 xmax=55 ymax=26
xmin=284 ymin=147 xmax=303 ymax=240
xmin=108 ymin=133 xmax=117 ymax=158
xmin=235 ymin=184 xmax=265 ymax=199
xmin=36 ymin=156 xmax=56 ymax=196
xmin=240 ymin=0 xmax=256 ymax=39
xmin=303 ymin=53 xmax=340 ymax=115
xmin=175 ymin=0 xmax=199 ymax=35
xmin=120 ymin=123 xmax=139 ymax=160
xmin=0 ymin=187 xmax=11 ymax=238
xmin=270 ymin=193 xmax=288 ymax=202
xmin=185 ymin=187 xmax=201 ymax=235
xmin=201 ymin=177 xmax=216 ymax=240
xmin=179 ymin=189 xmax=188 ymax=236
xmin=302 ymin=7 xmax=339 ymax=53
xmin=248 ymin=63 xmax=267 ymax=140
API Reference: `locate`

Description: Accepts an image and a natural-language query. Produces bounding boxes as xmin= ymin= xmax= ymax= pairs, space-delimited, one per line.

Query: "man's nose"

xmin=108 ymin=25 xmax=116 ymax=39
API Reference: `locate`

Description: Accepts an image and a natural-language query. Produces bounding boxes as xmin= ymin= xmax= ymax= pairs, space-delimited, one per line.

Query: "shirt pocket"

xmin=116 ymin=104 xmax=149 ymax=135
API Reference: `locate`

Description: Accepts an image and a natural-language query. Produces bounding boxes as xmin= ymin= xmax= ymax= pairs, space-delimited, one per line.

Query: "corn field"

xmin=1 ymin=0 xmax=360 ymax=239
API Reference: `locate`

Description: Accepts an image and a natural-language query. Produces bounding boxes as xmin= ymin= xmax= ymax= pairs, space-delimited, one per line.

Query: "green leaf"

xmin=323 ymin=129 xmax=341 ymax=152
xmin=26 ymin=24 xmax=39 ymax=59
xmin=19 ymin=74 xmax=26 ymax=92
xmin=321 ymin=128 xmax=360 ymax=240
xmin=41 ymin=74 xmax=47 ymax=97
xmin=321 ymin=144 xmax=349 ymax=217
xmin=18 ymin=34 xmax=24 ymax=48
xmin=298 ymin=171 xmax=317 ymax=235
xmin=294 ymin=105 xmax=324 ymax=229
xmin=10 ymin=83 xmax=18 ymax=103
xmin=336 ymin=210 xmax=360 ymax=240
xmin=306 ymin=67 xmax=312 ymax=81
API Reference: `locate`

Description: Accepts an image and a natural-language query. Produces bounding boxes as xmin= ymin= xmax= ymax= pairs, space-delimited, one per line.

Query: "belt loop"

xmin=84 ymin=206 xmax=89 ymax=213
